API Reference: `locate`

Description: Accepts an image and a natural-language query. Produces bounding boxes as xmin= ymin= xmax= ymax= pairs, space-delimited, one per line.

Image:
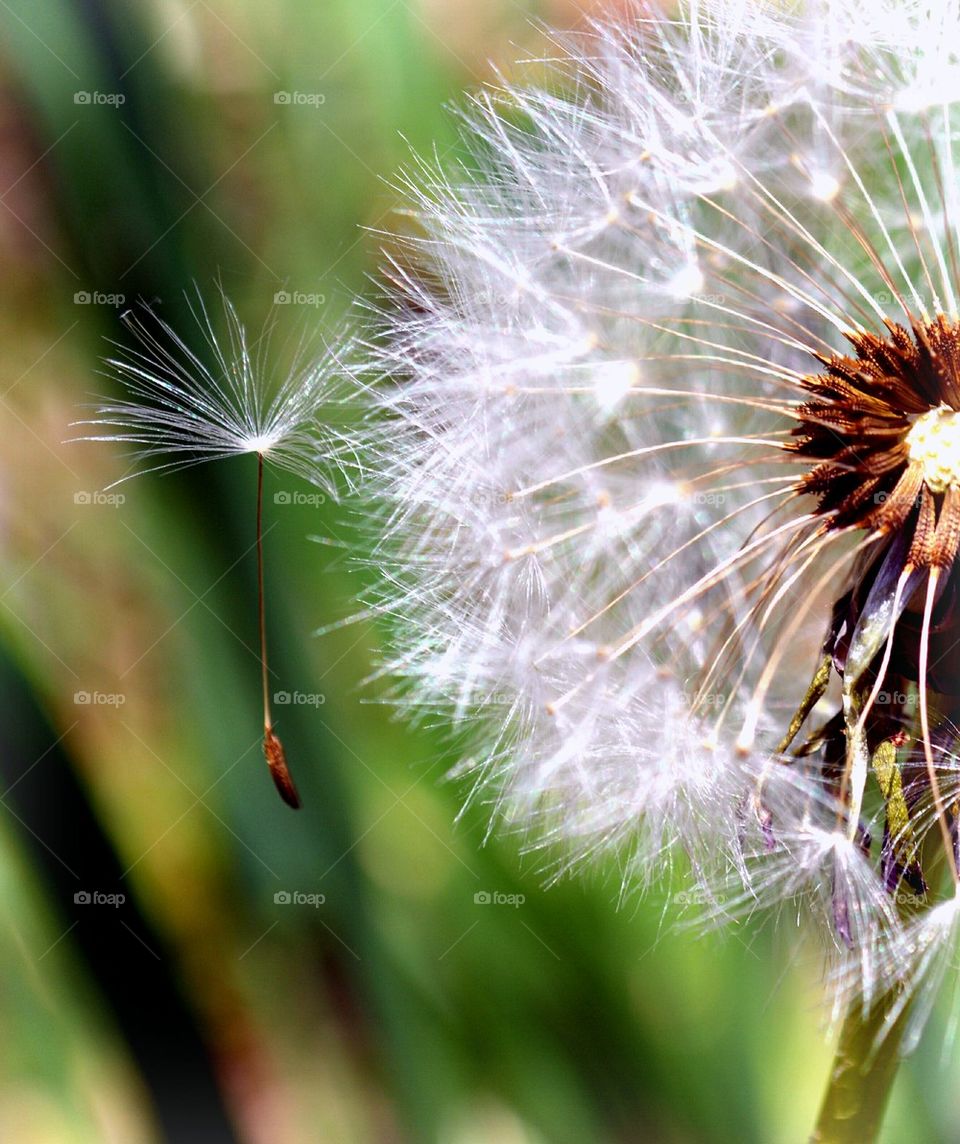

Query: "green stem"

xmin=810 ymin=987 xmax=911 ymax=1144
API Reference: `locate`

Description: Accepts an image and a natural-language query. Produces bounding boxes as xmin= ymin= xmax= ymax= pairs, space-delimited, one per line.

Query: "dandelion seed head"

xmin=348 ymin=0 xmax=960 ymax=1044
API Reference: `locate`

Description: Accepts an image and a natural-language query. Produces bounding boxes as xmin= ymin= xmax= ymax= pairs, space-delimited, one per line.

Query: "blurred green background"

xmin=0 ymin=1 xmax=956 ymax=1141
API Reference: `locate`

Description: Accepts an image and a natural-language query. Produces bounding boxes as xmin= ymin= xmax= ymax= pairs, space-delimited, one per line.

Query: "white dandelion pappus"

xmin=350 ymin=0 xmax=960 ymax=1043
xmin=77 ymin=290 xmax=337 ymax=491
xmin=359 ymin=0 xmax=801 ymax=882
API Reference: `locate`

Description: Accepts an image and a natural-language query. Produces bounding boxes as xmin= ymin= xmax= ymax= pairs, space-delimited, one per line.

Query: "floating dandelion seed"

xmin=75 ymin=292 xmax=339 ymax=809
xmin=344 ymin=0 xmax=960 ymax=1102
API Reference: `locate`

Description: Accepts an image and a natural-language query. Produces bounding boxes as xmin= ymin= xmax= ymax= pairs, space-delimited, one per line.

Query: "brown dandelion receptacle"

xmin=791 ymin=318 xmax=960 ymax=688
xmin=793 ymin=315 xmax=960 ymax=566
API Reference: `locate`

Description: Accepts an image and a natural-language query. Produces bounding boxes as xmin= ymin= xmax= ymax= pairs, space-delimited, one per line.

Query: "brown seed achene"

xmin=791 ymin=316 xmax=960 ymax=566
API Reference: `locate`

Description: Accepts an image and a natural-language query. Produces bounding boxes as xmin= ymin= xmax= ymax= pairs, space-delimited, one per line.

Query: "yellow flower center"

xmin=906 ymin=405 xmax=960 ymax=493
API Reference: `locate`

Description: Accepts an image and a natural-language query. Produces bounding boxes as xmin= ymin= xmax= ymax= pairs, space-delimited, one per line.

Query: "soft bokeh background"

xmin=0 ymin=2 xmax=956 ymax=1141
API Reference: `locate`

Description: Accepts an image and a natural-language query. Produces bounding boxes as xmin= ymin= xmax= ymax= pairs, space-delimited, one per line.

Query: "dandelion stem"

xmin=257 ymin=452 xmax=301 ymax=809
xmin=811 ymin=987 xmax=911 ymax=1144
xmin=258 ymin=452 xmax=270 ymax=731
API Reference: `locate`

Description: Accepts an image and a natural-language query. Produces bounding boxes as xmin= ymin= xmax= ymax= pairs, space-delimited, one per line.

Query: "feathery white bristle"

xmin=74 ymin=288 xmax=342 ymax=491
